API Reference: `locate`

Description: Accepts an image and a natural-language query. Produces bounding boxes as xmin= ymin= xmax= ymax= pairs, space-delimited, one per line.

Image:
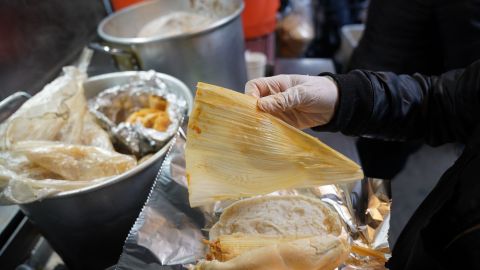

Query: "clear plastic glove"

xmin=245 ymin=75 xmax=339 ymax=129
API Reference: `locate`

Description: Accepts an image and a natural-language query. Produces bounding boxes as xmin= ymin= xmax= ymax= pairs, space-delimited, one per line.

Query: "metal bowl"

xmin=19 ymin=71 xmax=192 ymax=270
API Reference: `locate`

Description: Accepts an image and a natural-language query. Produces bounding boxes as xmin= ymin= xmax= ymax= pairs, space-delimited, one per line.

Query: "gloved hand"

xmin=245 ymin=75 xmax=339 ymax=129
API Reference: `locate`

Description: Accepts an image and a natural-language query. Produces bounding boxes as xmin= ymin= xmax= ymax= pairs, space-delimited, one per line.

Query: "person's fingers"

xmin=245 ymin=78 xmax=269 ymax=98
xmin=257 ymin=86 xmax=303 ymax=113
xmin=245 ymin=75 xmax=292 ymax=98
xmin=244 ymin=79 xmax=262 ymax=98
xmin=256 ymin=93 xmax=303 ymax=128
xmin=271 ymin=110 xmax=303 ymax=128
xmin=280 ymin=85 xmax=303 ymax=109
xmin=257 ymin=92 xmax=287 ymax=113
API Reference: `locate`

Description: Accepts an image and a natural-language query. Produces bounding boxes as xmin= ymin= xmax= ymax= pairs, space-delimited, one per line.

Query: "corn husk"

xmin=196 ymin=234 xmax=350 ymax=270
xmin=186 ymin=83 xmax=364 ymax=207
xmin=206 ymin=234 xmax=309 ymax=262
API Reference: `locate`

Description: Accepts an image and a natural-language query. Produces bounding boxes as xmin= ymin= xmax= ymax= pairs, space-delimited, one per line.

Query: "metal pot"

xmin=19 ymin=71 xmax=192 ymax=270
xmin=93 ymin=0 xmax=248 ymax=93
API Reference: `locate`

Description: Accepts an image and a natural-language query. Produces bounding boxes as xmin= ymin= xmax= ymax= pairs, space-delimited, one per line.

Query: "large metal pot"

xmin=94 ymin=0 xmax=247 ymax=93
xmin=19 ymin=71 xmax=193 ymax=270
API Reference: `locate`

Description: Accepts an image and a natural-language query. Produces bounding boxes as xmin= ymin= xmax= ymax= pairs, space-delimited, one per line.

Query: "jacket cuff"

xmin=313 ymin=71 xmax=374 ymax=135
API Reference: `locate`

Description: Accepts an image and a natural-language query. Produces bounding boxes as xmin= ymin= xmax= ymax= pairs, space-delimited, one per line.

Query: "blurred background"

xmin=0 ymin=0 xmax=370 ymax=99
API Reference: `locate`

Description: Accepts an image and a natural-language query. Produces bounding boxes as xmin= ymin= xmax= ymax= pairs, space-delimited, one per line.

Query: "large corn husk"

xmin=197 ymin=234 xmax=350 ymax=270
xmin=186 ymin=83 xmax=363 ymax=207
xmin=207 ymin=234 xmax=306 ymax=262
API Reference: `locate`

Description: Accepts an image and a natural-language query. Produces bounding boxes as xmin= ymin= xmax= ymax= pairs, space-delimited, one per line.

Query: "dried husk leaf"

xmin=207 ymin=234 xmax=308 ymax=262
xmin=186 ymin=83 xmax=363 ymax=207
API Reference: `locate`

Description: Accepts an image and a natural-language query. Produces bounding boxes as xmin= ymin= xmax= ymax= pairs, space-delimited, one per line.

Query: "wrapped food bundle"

xmin=88 ymin=71 xmax=187 ymax=157
xmin=0 ymin=66 xmax=136 ymax=204
xmin=116 ymin=83 xmax=391 ymax=270
xmin=196 ymin=196 xmax=350 ymax=270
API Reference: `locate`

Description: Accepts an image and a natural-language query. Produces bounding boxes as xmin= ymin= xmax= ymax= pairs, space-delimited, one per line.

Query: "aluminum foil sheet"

xmin=116 ymin=119 xmax=391 ymax=269
xmin=89 ymin=71 xmax=187 ymax=157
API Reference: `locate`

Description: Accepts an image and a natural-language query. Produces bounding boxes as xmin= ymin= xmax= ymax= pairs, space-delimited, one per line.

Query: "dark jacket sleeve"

xmin=316 ymin=59 xmax=480 ymax=146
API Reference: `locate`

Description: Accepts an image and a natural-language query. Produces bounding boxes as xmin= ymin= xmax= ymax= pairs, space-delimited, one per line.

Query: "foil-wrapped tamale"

xmin=89 ymin=70 xmax=187 ymax=157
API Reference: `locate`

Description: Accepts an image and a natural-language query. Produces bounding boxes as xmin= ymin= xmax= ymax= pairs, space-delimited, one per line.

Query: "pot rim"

xmin=24 ymin=71 xmax=191 ymax=202
xmin=98 ymin=0 xmax=244 ymax=45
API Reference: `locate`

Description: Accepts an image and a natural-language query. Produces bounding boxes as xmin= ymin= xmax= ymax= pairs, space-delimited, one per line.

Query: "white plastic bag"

xmin=0 ymin=61 xmax=136 ymax=204
xmin=0 ymin=66 xmax=113 ymax=150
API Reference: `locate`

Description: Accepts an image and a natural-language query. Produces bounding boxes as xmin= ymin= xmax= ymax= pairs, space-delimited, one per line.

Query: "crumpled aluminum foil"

xmin=89 ymin=71 xmax=187 ymax=157
xmin=116 ymin=119 xmax=391 ymax=269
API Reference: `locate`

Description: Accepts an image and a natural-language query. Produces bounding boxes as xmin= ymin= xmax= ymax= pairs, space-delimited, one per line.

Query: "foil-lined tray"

xmin=89 ymin=71 xmax=187 ymax=157
xmin=116 ymin=119 xmax=391 ymax=269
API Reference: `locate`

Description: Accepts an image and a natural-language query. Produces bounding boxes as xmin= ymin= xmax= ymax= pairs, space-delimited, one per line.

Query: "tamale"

xmin=186 ymin=83 xmax=363 ymax=207
xmin=196 ymin=235 xmax=349 ymax=270
xmin=207 ymin=234 xmax=307 ymax=261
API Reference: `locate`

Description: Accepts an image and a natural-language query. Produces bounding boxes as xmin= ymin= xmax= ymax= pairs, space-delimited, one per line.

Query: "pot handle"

xmin=89 ymin=42 xmax=131 ymax=56
xmin=0 ymin=91 xmax=31 ymax=123
xmin=88 ymin=42 xmax=140 ymax=70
